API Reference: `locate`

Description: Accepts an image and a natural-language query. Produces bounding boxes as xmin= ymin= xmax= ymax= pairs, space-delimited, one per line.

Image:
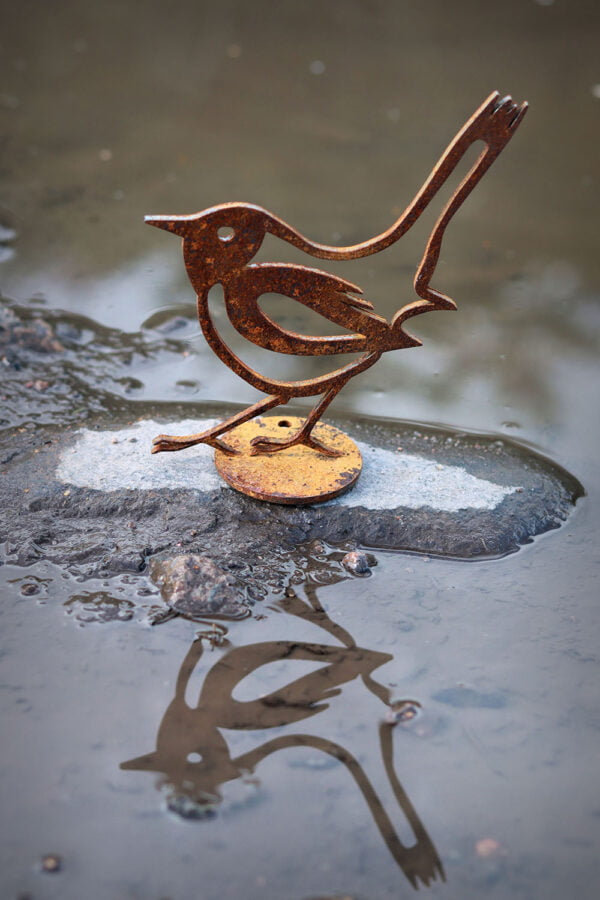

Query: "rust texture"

xmin=214 ymin=416 xmax=362 ymax=504
xmin=146 ymin=91 xmax=527 ymax=462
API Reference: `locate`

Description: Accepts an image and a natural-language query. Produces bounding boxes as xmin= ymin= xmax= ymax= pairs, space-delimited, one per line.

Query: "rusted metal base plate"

xmin=214 ymin=416 xmax=362 ymax=505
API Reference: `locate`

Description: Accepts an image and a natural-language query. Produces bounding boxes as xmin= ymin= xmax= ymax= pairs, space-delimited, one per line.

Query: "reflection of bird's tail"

xmin=239 ymin=730 xmax=444 ymax=890
xmin=377 ymin=722 xmax=445 ymax=888
xmin=343 ymin=722 xmax=444 ymax=889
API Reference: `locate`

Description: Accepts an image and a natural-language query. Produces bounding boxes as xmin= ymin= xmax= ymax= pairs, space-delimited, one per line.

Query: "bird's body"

xmin=147 ymin=91 xmax=527 ymax=457
xmin=198 ymin=260 xmax=413 ymax=400
xmin=221 ymin=263 xmax=393 ymax=357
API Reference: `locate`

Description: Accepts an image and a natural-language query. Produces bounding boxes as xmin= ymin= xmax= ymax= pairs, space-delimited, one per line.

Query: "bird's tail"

xmin=384 ymin=311 xmax=424 ymax=351
xmin=386 ymin=284 xmax=458 ymax=352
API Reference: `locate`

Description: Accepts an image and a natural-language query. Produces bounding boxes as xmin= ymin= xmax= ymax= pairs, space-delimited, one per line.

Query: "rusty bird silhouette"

xmin=147 ymin=92 xmax=527 ymax=457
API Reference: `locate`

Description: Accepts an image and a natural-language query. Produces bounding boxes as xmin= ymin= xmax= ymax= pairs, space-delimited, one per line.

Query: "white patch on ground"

xmin=325 ymin=443 xmax=515 ymax=511
xmin=56 ymin=419 xmax=223 ymax=494
xmin=56 ymin=418 xmax=517 ymax=512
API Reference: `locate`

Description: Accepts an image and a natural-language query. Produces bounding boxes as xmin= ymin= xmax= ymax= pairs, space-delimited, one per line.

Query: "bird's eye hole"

xmin=218 ymin=226 xmax=235 ymax=242
xmin=186 ymin=752 xmax=202 ymax=763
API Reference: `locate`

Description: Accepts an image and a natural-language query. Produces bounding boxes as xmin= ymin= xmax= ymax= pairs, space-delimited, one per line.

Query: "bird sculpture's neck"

xmin=263 ymin=91 xmax=526 ymax=265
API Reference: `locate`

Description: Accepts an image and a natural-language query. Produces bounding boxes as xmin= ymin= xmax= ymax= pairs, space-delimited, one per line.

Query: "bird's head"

xmin=145 ymin=202 xmax=322 ymax=289
xmin=145 ymin=203 xmax=293 ymax=288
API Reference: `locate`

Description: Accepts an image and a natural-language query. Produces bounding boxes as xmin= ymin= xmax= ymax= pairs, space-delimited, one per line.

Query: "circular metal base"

xmin=214 ymin=416 xmax=362 ymax=505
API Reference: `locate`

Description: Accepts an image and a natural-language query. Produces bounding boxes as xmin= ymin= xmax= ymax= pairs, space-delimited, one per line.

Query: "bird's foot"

xmin=151 ymin=433 xmax=239 ymax=456
xmin=250 ymin=432 xmax=344 ymax=458
xmin=206 ymin=437 xmax=239 ymax=456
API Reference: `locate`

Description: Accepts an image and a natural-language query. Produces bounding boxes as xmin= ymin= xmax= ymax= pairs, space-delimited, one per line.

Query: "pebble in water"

xmin=475 ymin=838 xmax=504 ymax=858
xmin=342 ymin=550 xmax=378 ymax=576
xmin=41 ymin=854 xmax=62 ymax=873
xmin=149 ymin=554 xmax=250 ymax=622
xmin=386 ymin=700 xmax=421 ymax=726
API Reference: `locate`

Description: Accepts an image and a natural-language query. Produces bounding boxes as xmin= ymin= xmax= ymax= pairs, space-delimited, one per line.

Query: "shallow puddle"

xmin=1 ymin=529 xmax=598 ymax=899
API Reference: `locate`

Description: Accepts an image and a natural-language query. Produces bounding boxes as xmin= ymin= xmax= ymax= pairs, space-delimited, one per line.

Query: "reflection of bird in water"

xmin=147 ymin=92 xmax=526 ymax=457
xmin=121 ymin=584 xmax=444 ymax=889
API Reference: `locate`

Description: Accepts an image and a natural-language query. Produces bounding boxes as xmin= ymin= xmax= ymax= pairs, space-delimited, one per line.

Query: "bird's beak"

xmin=144 ymin=215 xmax=187 ymax=235
xmin=119 ymin=751 xmax=160 ymax=772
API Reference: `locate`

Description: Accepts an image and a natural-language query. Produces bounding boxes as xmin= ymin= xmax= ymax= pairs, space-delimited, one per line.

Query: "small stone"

xmin=20 ymin=583 xmax=39 ymax=596
xmin=386 ymin=700 xmax=421 ymax=725
xmin=342 ymin=550 xmax=378 ymax=575
xmin=149 ymin=554 xmax=249 ymax=621
xmin=41 ymin=853 xmax=62 ymax=872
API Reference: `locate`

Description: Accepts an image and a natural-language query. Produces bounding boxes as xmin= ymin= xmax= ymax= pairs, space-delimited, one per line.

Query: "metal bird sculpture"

xmin=147 ymin=91 xmax=527 ymax=463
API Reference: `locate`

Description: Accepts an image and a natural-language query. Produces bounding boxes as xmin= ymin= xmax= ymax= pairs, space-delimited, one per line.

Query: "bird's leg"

xmin=250 ymin=384 xmax=347 ymax=458
xmin=151 ymin=395 xmax=285 ymax=456
xmin=250 ymin=353 xmax=382 ymax=458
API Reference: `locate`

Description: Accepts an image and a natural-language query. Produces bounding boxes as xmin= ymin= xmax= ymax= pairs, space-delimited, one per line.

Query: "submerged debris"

xmin=148 ymin=554 xmax=250 ymax=622
xmin=64 ymin=591 xmax=134 ymax=624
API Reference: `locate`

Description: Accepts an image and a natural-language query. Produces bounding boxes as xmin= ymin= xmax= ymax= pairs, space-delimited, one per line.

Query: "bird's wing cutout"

xmin=286 ymin=267 xmax=375 ymax=312
xmin=224 ymin=263 xmax=388 ymax=356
